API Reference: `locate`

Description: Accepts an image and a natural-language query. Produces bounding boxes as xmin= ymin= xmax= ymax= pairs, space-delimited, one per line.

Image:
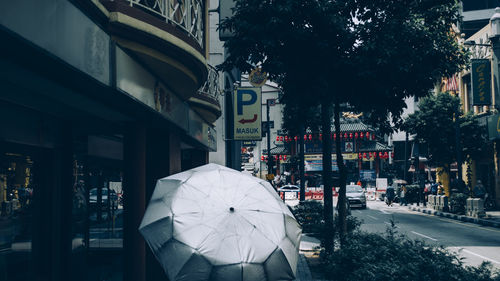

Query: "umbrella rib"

xmin=236 ymin=214 xmax=283 ymax=245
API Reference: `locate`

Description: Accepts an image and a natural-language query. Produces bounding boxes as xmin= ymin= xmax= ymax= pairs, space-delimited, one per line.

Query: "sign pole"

xmin=267 ymin=100 xmax=273 ymax=175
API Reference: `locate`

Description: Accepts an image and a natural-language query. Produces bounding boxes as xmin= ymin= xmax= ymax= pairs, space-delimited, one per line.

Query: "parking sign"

xmin=234 ymin=87 xmax=262 ymax=140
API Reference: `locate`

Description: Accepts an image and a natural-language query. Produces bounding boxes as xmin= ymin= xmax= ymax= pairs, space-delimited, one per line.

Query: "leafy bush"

xmin=449 ymin=193 xmax=468 ymax=215
xmin=291 ymin=200 xmax=324 ymax=234
xmin=321 ymin=226 xmax=500 ymax=281
xmin=404 ymin=185 xmax=420 ymax=203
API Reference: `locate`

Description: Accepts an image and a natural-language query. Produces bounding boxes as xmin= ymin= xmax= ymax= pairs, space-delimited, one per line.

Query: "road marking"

xmin=380 ymin=209 xmax=391 ymax=214
xmin=411 ymin=231 xmax=437 ymax=241
xmin=461 ymin=249 xmax=500 ymax=265
xmin=367 ymin=215 xmax=378 ymax=220
xmin=427 ymin=214 xmax=500 ymax=234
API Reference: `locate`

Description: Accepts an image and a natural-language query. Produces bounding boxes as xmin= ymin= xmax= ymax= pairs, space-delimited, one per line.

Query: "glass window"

xmin=0 ymin=150 xmax=36 ymax=281
xmin=346 ymin=185 xmax=363 ymax=193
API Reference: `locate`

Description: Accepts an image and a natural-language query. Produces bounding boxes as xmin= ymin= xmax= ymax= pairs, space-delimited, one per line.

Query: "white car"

xmin=277 ymin=185 xmax=300 ymax=200
xmin=346 ymin=185 xmax=367 ymax=209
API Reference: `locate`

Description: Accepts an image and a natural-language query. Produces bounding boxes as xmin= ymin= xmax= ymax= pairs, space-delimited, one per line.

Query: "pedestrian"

xmin=400 ymin=185 xmax=407 ymax=206
xmin=386 ymin=186 xmax=395 ymax=207
xmin=430 ymin=182 xmax=438 ymax=195
xmin=474 ymin=180 xmax=486 ymax=199
xmin=437 ymin=182 xmax=444 ymax=195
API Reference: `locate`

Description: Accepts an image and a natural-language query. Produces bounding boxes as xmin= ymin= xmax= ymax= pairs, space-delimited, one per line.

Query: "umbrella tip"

xmin=229 ymin=207 xmax=235 ymax=212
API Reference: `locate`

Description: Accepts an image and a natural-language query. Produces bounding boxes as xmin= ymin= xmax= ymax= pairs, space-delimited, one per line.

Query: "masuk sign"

xmin=234 ymin=87 xmax=262 ymax=140
xmin=471 ymin=59 xmax=491 ymax=106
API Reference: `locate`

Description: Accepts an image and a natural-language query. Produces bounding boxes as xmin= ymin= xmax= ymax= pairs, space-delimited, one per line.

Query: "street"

xmin=351 ymin=200 xmax=500 ymax=269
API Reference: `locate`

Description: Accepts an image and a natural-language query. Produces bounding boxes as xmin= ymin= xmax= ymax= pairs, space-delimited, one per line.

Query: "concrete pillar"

xmin=145 ymin=129 xmax=170 ymax=281
xmin=169 ymin=129 xmax=181 ymax=174
xmin=54 ymin=126 xmax=74 ymax=281
xmin=123 ymin=124 xmax=146 ymax=281
xmin=494 ymin=141 xmax=500 ymax=206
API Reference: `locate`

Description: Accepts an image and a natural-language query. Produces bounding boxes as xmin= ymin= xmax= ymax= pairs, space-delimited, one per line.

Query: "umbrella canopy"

xmin=139 ymin=163 xmax=302 ymax=281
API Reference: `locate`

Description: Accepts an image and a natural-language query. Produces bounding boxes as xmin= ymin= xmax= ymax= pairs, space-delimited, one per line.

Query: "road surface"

xmin=350 ymin=200 xmax=500 ymax=269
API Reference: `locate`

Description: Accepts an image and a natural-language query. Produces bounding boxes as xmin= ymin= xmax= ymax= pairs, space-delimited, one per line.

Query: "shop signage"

xmin=487 ymin=113 xmax=500 ymax=140
xmin=234 ymin=87 xmax=262 ymax=140
xmin=304 ymin=154 xmax=340 ymax=171
xmin=249 ymin=68 xmax=268 ymax=87
xmin=471 ymin=59 xmax=491 ymax=105
xmin=360 ymin=170 xmax=376 ymax=181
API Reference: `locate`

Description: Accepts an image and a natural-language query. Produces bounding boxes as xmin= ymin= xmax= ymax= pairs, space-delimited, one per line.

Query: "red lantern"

xmin=355 ymin=132 xmax=358 ymax=139
xmin=369 ymin=152 xmax=372 ymax=158
xmin=276 ymin=136 xmax=279 ymax=142
xmin=303 ymin=135 xmax=307 ymax=141
xmin=366 ymin=132 xmax=370 ymax=138
xmin=344 ymin=133 xmax=348 ymax=138
xmin=379 ymin=152 xmax=383 ymax=158
xmin=372 ymin=134 xmax=376 ymax=140
xmin=279 ymin=155 xmax=283 ymax=161
xmin=261 ymin=156 xmax=264 ymax=161
xmin=363 ymin=153 xmax=367 ymax=158
xmin=284 ymin=155 xmax=287 ymax=161
xmin=349 ymin=133 xmax=353 ymax=139
xmin=358 ymin=153 xmax=362 ymax=159
xmin=319 ymin=133 xmax=322 ymax=140
xmin=308 ymin=134 xmax=312 ymax=141
xmin=384 ymin=152 xmax=389 ymax=158
xmin=360 ymin=132 xmax=364 ymax=139
xmin=294 ymin=136 xmax=298 ymax=141
xmin=333 ymin=133 xmax=337 ymax=140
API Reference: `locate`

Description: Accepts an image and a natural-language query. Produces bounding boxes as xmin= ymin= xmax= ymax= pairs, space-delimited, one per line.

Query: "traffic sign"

xmin=234 ymin=87 xmax=262 ymax=140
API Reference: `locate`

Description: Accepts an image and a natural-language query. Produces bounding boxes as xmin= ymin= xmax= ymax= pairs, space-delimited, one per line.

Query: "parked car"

xmin=277 ymin=185 xmax=300 ymax=200
xmin=346 ymin=184 xmax=367 ymax=209
xmin=89 ymin=188 xmax=118 ymax=209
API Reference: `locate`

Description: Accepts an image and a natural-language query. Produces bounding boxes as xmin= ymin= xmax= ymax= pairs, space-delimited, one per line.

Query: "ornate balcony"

xmin=96 ymin=0 xmax=208 ymax=100
xmin=189 ymin=65 xmax=222 ymax=123
xmin=122 ymin=0 xmax=204 ymax=47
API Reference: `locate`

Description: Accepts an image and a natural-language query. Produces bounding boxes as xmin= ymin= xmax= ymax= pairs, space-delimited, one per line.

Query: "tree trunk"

xmin=334 ymin=99 xmax=348 ymax=245
xmin=320 ymin=102 xmax=334 ymax=253
xmin=299 ymin=124 xmax=306 ymax=201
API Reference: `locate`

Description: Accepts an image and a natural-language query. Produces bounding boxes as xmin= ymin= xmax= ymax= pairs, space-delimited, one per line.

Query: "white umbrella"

xmin=139 ymin=163 xmax=302 ymax=281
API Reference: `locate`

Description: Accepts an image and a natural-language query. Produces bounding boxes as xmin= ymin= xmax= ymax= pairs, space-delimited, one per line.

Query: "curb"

xmin=408 ymin=206 xmax=500 ymax=229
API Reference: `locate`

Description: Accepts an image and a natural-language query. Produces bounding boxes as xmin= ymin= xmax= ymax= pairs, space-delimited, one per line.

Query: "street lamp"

xmin=490 ymin=7 xmax=500 ymax=38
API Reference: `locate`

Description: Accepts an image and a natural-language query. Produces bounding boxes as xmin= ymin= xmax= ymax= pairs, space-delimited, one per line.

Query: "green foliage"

xmin=404 ymin=92 xmax=489 ymax=168
xmin=449 ymin=193 xmax=468 ymax=214
xmin=321 ymin=226 xmax=500 ymax=281
xmin=220 ymin=0 xmax=468 ymax=128
xmin=404 ymin=185 xmax=420 ymax=204
xmin=291 ymin=200 xmax=324 ymax=234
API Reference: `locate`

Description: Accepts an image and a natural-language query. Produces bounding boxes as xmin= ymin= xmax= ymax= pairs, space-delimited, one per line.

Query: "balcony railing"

xmin=197 ymin=65 xmax=221 ymax=101
xmin=124 ymin=0 xmax=204 ymax=47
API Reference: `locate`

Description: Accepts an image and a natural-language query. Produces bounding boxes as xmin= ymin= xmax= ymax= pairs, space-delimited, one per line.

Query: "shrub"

xmin=291 ymin=200 xmax=324 ymax=234
xmin=449 ymin=193 xmax=468 ymax=215
xmin=321 ymin=226 xmax=500 ymax=281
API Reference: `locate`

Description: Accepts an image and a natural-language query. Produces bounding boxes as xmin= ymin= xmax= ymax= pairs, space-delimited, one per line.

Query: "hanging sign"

xmin=249 ymin=68 xmax=268 ymax=87
xmin=234 ymin=87 xmax=262 ymax=140
xmin=471 ymin=59 xmax=491 ymax=105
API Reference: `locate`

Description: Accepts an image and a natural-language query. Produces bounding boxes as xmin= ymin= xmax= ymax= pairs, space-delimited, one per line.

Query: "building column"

xmin=145 ymin=129 xmax=170 ymax=281
xmin=494 ymin=141 xmax=500 ymax=205
xmin=123 ymin=123 xmax=146 ymax=281
xmin=55 ymin=125 xmax=74 ymax=281
xmin=169 ymin=129 xmax=182 ymax=174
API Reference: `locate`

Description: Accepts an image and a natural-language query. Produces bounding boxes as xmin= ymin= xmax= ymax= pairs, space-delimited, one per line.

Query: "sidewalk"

xmin=296 ymin=234 xmax=329 ymax=281
xmin=407 ymin=203 xmax=500 ymax=228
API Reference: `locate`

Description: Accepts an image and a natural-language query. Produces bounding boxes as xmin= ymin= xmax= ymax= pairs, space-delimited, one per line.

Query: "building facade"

xmin=0 ymin=0 xmax=220 ymax=280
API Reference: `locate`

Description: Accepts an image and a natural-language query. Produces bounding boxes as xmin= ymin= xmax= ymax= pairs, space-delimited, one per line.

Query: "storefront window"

xmin=0 ymin=151 xmax=35 ymax=281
